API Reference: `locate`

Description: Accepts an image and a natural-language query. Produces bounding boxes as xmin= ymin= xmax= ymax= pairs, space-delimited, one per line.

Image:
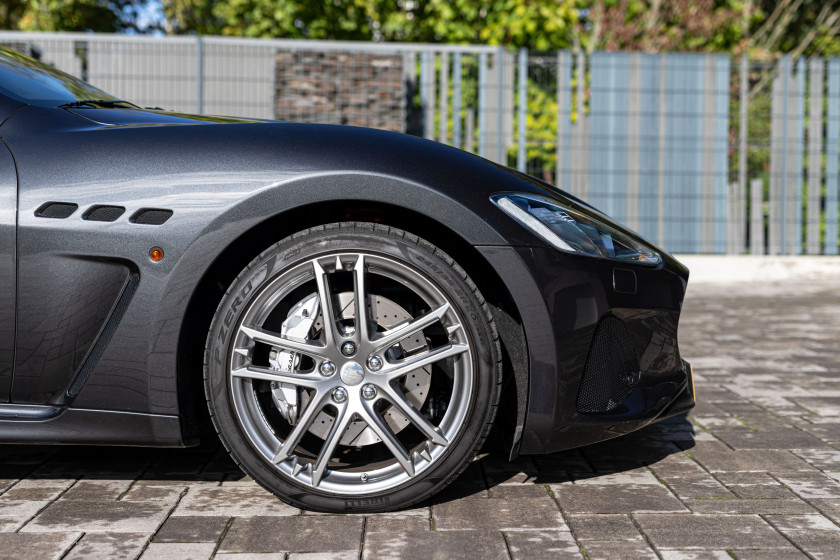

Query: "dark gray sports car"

xmin=0 ymin=45 xmax=694 ymax=512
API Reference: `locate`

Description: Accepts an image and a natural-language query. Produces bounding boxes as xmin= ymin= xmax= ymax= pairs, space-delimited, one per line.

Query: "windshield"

xmin=0 ymin=46 xmax=122 ymax=107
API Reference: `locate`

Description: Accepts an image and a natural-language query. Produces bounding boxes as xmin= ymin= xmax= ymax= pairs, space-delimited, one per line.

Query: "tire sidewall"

xmin=205 ymin=224 xmax=497 ymax=512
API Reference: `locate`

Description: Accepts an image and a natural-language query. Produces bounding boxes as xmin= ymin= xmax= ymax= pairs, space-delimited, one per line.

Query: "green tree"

xmin=165 ymin=0 xmax=393 ymax=38
xmin=1 ymin=0 xmax=156 ymax=33
xmin=0 ymin=0 xmax=28 ymax=30
xmin=573 ymin=0 xmax=749 ymax=53
xmin=19 ymin=0 xmax=120 ymax=31
xmin=162 ymin=0 xmax=583 ymax=48
xmin=748 ymin=0 xmax=840 ymax=58
xmin=382 ymin=0 xmax=582 ymax=49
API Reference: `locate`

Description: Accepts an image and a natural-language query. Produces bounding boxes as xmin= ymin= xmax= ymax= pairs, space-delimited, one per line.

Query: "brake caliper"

xmin=268 ymin=293 xmax=320 ymax=425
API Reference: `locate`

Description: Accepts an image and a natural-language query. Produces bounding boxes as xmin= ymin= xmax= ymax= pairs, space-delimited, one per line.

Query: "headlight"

xmin=491 ymin=193 xmax=661 ymax=265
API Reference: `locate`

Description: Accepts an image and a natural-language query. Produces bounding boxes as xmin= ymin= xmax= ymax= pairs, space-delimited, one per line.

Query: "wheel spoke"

xmin=352 ymin=255 xmax=370 ymax=344
xmin=240 ymin=325 xmax=328 ymax=360
xmin=273 ymin=390 xmax=330 ymax=464
xmin=311 ymin=404 xmax=349 ymax=487
xmin=369 ymin=303 xmax=451 ymax=355
xmin=381 ymin=342 xmax=469 ymax=381
xmin=229 ymin=251 xmax=477 ymax=494
xmin=231 ymin=365 xmax=322 ymax=389
xmin=381 ymin=385 xmax=448 ymax=447
xmin=359 ymin=404 xmax=415 ymax=477
xmin=312 ymin=259 xmax=339 ymax=347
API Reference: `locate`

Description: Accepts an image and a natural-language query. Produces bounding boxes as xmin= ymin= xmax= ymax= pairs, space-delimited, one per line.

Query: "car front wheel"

xmin=204 ymin=222 xmax=501 ymax=512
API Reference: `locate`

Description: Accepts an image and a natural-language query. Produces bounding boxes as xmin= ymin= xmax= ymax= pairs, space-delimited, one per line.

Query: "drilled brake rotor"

xmin=299 ymin=292 xmax=431 ymax=446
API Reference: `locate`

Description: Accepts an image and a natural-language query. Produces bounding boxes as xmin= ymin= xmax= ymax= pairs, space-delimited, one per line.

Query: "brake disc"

xmin=271 ymin=291 xmax=432 ymax=447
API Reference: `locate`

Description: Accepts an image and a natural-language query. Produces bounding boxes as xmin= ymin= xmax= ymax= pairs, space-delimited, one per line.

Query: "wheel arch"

xmin=175 ymin=200 xmax=528 ymax=455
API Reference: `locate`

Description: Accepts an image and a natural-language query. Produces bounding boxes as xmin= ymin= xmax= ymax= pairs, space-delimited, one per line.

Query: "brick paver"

xmin=0 ymin=280 xmax=837 ymax=558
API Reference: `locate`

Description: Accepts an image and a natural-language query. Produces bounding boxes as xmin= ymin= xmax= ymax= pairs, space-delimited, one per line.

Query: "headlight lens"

xmin=492 ymin=193 xmax=661 ymax=265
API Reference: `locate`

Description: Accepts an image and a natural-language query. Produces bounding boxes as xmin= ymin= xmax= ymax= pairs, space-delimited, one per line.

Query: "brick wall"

xmin=274 ymin=50 xmax=406 ymax=132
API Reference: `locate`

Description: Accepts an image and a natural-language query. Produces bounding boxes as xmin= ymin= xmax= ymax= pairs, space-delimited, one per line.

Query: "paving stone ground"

xmin=1 ymin=280 xmax=838 ymax=559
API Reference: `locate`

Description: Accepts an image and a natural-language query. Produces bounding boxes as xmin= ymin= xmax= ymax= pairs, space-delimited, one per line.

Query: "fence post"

xmin=726 ymin=183 xmax=741 ymax=255
xmin=465 ymin=109 xmax=475 ymax=153
xmin=438 ymin=53 xmax=449 ymax=144
xmin=736 ymin=53 xmax=749 ymax=254
xmin=826 ymin=58 xmax=840 ymax=255
xmin=750 ymin=178 xmax=765 ymax=254
xmin=571 ymin=51 xmax=590 ymax=201
xmin=555 ymin=51 xmax=571 ymax=189
xmin=517 ymin=48 xmax=527 ymax=172
xmin=452 ymin=54 xmax=462 ymax=149
xmin=656 ymin=54 xmax=667 ymax=248
xmin=769 ymin=56 xmax=790 ymax=255
xmin=496 ymin=46 xmax=506 ymax=164
xmin=420 ymin=51 xmax=435 ymax=140
xmin=793 ymin=58 xmax=805 ymax=254
xmin=807 ymin=58 xmax=824 ymax=255
xmin=478 ymin=52 xmax=488 ymax=159
xmin=196 ymin=35 xmax=204 ymax=114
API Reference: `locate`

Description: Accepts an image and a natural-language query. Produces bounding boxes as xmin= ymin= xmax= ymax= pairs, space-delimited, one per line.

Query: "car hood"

xmin=65 ymin=106 xmax=273 ymax=127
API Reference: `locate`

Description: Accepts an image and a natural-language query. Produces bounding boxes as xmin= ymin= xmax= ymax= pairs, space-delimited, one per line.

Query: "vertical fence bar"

xmin=556 ymin=51 xmax=571 ymax=189
xmin=736 ymin=53 xmax=749 ymax=254
xmin=826 ymin=58 xmax=840 ymax=255
xmin=478 ymin=52 xmax=488 ymax=159
xmin=728 ymin=182 xmax=738 ymax=250
xmin=452 ymin=53 xmax=462 ymax=149
xmin=792 ymin=58 xmax=805 ymax=254
xmin=807 ymin=58 xmax=824 ymax=254
xmin=638 ymin=54 xmax=660 ymax=242
xmin=626 ymin=53 xmax=642 ymax=232
xmin=420 ymin=51 xmax=435 ymax=140
xmin=496 ymin=46 xmax=506 ymax=164
xmin=750 ymin=178 xmax=765 ymax=254
xmin=438 ymin=52 xmax=449 ymax=144
xmin=701 ymin=56 xmax=717 ymax=252
xmin=571 ymin=51 xmax=589 ymax=200
xmin=465 ymin=109 xmax=475 ymax=153
xmin=714 ymin=56 xmax=731 ymax=254
xmin=516 ymin=48 xmax=527 ymax=172
xmin=769 ymin=56 xmax=789 ymax=254
xmin=656 ymin=54 xmax=667 ymax=247
xmin=420 ymin=51 xmax=429 ymax=136
xmin=196 ymin=36 xmax=204 ymax=114
xmin=402 ymin=51 xmax=417 ymax=133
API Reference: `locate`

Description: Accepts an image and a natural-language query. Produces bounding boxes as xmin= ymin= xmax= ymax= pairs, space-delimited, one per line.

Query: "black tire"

xmin=204 ymin=222 xmax=501 ymax=512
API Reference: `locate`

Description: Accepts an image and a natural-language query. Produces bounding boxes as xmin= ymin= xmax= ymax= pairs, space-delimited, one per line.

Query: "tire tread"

xmin=203 ymin=222 xmax=502 ymax=511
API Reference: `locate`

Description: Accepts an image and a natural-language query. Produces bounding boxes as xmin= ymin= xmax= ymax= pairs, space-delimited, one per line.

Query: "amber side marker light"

xmin=149 ymin=247 xmax=164 ymax=262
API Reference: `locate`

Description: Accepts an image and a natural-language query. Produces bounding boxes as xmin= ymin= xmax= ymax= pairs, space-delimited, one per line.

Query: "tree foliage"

xmin=162 ymin=0 xmax=582 ymax=49
xmin=1 ymin=0 xmax=159 ymax=33
xmin=159 ymin=0 xmax=840 ymax=58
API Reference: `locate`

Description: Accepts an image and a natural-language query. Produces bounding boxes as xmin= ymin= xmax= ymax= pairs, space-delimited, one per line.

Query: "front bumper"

xmin=477 ymin=245 xmax=693 ymax=455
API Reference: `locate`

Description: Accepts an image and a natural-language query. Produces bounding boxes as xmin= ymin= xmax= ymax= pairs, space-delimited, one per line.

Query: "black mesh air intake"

xmin=83 ymin=205 xmax=125 ymax=222
xmin=35 ymin=202 xmax=78 ymax=219
xmin=130 ymin=208 xmax=173 ymax=225
xmin=576 ymin=315 xmax=641 ymax=413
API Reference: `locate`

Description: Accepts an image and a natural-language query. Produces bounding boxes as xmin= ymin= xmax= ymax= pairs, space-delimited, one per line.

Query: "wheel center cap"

xmin=340 ymin=361 xmax=365 ymax=386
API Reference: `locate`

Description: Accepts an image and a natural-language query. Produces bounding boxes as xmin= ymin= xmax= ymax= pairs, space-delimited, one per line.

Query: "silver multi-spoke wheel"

xmin=206 ymin=224 xmax=499 ymax=512
xmin=229 ymin=252 xmax=473 ymax=493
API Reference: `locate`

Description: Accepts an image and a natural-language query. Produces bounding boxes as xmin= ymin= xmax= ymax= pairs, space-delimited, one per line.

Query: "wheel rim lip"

xmin=228 ymin=250 xmax=475 ymax=495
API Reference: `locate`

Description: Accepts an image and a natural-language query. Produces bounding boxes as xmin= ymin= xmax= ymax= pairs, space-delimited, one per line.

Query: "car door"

xmin=0 ymin=125 xmax=17 ymax=402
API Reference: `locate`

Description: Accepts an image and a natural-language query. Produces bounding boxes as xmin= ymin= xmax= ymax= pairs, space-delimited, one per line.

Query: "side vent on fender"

xmin=35 ymin=202 xmax=78 ymax=219
xmin=130 ymin=208 xmax=173 ymax=225
xmin=83 ymin=205 xmax=125 ymax=222
xmin=576 ymin=315 xmax=641 ymax=413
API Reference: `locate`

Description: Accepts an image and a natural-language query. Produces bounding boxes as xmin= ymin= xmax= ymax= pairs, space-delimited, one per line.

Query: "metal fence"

xmin=1 ymin=31 xmax=838 ymax=256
